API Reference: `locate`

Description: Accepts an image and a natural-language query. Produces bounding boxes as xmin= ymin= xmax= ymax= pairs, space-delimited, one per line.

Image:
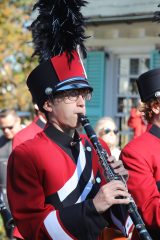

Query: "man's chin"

xmin=76 ymin=120 xmax=82 ymax=128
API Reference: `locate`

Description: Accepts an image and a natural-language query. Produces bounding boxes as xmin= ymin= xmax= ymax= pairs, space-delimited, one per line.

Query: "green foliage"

xmin=0 ymin=216 xmax=7 ymax=240
xmin=0 ymin=0 xmax=38 ymax=111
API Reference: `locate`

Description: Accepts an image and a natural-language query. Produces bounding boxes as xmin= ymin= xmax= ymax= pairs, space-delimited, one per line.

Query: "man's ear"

xmin=34 ymin=104 xmax=39 ymax=111
xmin=43 ymin=101 xmax=53 ymax=112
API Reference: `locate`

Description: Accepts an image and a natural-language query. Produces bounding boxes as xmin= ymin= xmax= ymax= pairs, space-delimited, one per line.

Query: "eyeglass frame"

xmin=53 ymin=88 xmax=92 ymax=103
xmin=1 ymin=125 xmax=15 ymax=131
xmin=103 ymin=128 xmax=119 ymax=135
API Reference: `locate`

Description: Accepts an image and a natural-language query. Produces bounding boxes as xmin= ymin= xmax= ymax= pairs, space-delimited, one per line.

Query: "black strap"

xmin=35 ymin=118 xmax=45 ymax=129
xmin=149 ymin=124 xmax=160 ymax=139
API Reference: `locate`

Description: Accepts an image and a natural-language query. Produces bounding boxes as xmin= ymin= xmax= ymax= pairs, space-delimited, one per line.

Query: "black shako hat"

xmin=26 ymin=0 xmax=93 ymax=111
xmin=136 ymin=68 xmax=160 ymax=102
xmin=26 ymin=51 xmax=93 ymax=111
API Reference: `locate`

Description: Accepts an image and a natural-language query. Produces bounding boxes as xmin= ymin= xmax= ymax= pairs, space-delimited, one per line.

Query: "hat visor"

xmin=55 ymin=82 xmax=93 ymax=92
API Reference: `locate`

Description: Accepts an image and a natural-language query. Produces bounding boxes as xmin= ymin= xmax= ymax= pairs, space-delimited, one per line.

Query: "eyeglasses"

xmin=1 ymin=126 xmax=14 ymax=131
xmin=104 ymin=128 xmax=119 ymax=135
xmin=55 ymin=89 xmax=92 ymax=103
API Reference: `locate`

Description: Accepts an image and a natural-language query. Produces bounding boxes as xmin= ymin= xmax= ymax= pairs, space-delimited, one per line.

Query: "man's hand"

xmin=93 ymin=156 xmax=131 ymax=213
xmin=93 ymin=180 xmax=131 ymax=213
xmin=108 ymin=155 xmax=129 ymax=181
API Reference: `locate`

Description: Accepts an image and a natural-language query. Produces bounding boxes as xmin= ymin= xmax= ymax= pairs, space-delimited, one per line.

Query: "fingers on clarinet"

xmin=110 ymin=159 xmax=123 ymax=168
xmin=114 ymin=168 xmax=128 ymax=176
xmin=109 ymin=180 xmax=127 ymax=190
xmin=113 ymin=194 xmax=131 ymax=204
xmin=107 ymin=155 xmax=116 ymax=163
xmin=113 ymin=190 xmax=130 ymax=198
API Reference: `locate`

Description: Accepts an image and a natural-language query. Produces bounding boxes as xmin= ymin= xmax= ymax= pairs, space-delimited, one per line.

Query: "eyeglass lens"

xmin=55 ymin=89 xmax=92 ymax=102
xmin=105 ymin=128 xmax=119 ymax=135
xmin=1 ymin=126 xmax=14 ymax=131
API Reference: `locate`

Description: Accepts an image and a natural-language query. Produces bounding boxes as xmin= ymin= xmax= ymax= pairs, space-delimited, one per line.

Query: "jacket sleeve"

xmin=12 ymin=135 xmax=21 ymax=149
xmin=121 ymin=144 xmax=160 ymax=228
xmin=7 ymin=145 xmax=107 ymax=240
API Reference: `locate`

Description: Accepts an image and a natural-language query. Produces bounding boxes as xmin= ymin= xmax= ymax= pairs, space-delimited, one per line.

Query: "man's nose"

xmin=78 ymin=94 xmax=85 ymax=103
xmin=3 ymin=128 xmax=9 ymax=133
xmin=77 ymin=95 xmax=85 ymax=105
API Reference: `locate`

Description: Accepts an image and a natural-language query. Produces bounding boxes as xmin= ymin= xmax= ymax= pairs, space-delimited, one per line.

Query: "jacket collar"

xmin=149 ymin=124 xmax=160 ymax=139
xmin=34 ymin=116 xmax=46 ymax=129
xmin=44 ymin=124 xmax=81 ymax=148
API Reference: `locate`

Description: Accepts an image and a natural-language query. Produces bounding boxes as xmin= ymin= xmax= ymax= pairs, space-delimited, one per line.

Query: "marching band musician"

xmin=121 ymin=68 xmax=160 ymax=239
xmin=7 ymin=0 xmax=133 ymax=239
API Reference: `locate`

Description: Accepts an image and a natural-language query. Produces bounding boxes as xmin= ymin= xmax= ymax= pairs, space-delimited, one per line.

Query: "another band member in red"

xmin=121 ymin=68 xmax=160 ymax=240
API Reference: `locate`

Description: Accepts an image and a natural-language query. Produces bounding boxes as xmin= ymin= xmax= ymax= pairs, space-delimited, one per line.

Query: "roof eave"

xmin=86 ymin=13 xmax=155 ymax=25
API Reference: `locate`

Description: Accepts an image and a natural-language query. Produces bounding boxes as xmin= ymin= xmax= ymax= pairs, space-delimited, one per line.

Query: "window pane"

xmin=140 ymin=58 xmax=150 ymax=74
xmin=145 ymin=59 xmax=150 ymax=69
xmin=129 ymin=78 xmax=138 ymax=94
xmin=118 ymin=116 xmax=133 ymax=148
xmin=119 ymin=58 xmax=129 ymax=76
xmin=119 ymin=76 xmax=128 ymax=94
xmin=117 ymin=97 xmax=130 ymax=113
xmin=117 ymin=97 xmax=125 ymax=113
xmin=130 ymin=59 xmax=139 ymax=75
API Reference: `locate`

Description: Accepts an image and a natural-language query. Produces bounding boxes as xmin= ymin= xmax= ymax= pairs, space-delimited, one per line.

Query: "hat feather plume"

xmin=31 ymin=0 xmax=88 ymax=63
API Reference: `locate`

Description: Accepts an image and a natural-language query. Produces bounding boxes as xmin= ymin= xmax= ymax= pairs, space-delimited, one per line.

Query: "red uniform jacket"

xmin=127 ymin=108 xmax=147 ymax=138
xmin=12 ymin=116 xmax=45 ymax=239
xmin=7 ymin=125 xmax=132 ymax=240
xmin=13 ymin=116 xmax=45 ymax=149
xmin=121 ymin=124 xmax=160 ymax=239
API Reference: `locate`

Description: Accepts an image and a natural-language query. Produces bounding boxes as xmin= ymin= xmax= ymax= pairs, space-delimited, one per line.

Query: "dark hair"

xmin=139 ymin=98 xmax=160 ymax=123
xmin=0 ymin=109 xmax=18 ymax=118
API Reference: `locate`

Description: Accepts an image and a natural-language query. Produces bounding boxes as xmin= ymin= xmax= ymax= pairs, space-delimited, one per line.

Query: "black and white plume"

xmin=31 ymin=0 xmax=88 ymax=63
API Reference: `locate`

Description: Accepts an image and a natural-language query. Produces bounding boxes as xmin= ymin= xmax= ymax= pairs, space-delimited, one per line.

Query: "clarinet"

xmin=0 ymin=198 xmax=14 ymax=239
xmin=79 ymin=114 xmax=152 ymax=240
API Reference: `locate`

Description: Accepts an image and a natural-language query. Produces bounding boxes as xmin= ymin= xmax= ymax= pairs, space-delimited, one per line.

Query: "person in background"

xmin=127 ymin=100 xmax=147 ymax=139
xmin=7 ymin=0 xmax=133 ymax=239
xmin=0 ymin=109 xmax=22 ymax=207
xmin=0 ymin=109 xmax=22 ymax=239
xmin=95 ymin=117 xmax=121 ymax=161
xmin=95 ymin=117 xmax=129 ymax=240
xmin=13 ymin=104 xmax=46 ymax=149
xmin=12 ymin=104 xmax=46 ymax=239
xmin=121 ymin=68 xmax=160 ymax=240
